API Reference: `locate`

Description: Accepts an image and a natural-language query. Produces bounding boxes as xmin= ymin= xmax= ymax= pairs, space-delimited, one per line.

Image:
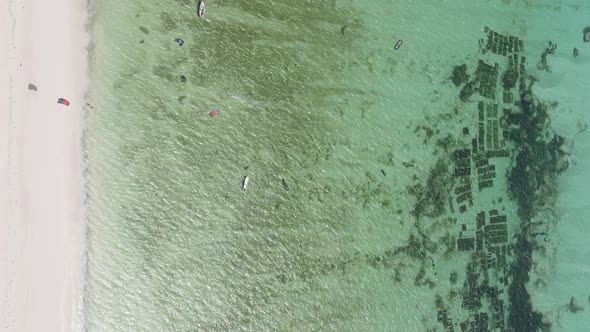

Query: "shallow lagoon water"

xmin=84 ymin=0 xmax=590 ymax=330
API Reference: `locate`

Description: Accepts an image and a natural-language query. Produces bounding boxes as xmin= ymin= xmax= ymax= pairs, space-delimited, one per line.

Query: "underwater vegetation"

xmin=411 ymin=158 xmax=453 ymax=220
xmin=503 ymin=73 xmax=569 ymax=332
xmin=505 ymin=77 xmax=567 ymax=221
xmin=450 ymin=64 xmax=470 ymax=87
xmin=501 ymin=65 xmax=518 ymax=90
xmin=563 ymin=296 xmax=584 ymax=314
xmin=536 ymin=41 xmax=557 ymax=73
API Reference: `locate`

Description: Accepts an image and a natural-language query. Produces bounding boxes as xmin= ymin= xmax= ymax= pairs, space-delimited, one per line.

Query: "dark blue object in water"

xmin=394 ymin=39 xmax=403 ymax=50
xmin=175 ymin=38 xmax=184 ymax=46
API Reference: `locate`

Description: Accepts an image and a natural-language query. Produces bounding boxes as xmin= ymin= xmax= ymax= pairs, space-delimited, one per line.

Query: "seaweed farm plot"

xmin=408 ymin=26 xmax=567 ymax=331
xmin=445 ymin=27 xmax=525 ymax=331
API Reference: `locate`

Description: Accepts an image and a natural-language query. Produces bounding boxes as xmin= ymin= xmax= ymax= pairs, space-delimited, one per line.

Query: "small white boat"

xmin=197 ymin=0 xmax=205 ymax=18
xmin=242 ymin=176 xmax=249 ymax=191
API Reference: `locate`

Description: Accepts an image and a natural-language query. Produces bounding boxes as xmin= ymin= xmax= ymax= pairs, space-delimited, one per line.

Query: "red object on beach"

xmin=209 ymin=109 xmax=220 ymax=117
xmin=57 ymin=98 xmax=70 ymax=106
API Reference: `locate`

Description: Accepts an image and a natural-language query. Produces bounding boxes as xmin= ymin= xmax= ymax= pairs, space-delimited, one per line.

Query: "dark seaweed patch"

xmin=504 ymin=75 xmax=567 ymax=332
xmin=507 ymin=235 xmax=549 ymax=331
xmin=412 ymin=158 xmax=453 ymax=219
xmin=450 ymin=64 xmax=469 ymax=87
xmin=536 ymin=41 xmax=557 ymax=73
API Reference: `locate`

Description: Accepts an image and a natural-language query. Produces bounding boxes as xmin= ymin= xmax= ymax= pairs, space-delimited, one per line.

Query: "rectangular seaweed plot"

xmin=449 ymin=29 xmax=517 ymax=332
xmin=454 ymin=177 xmax=474 ymax=211
xmin=476 ymin=159 xmax=496 ymax=190
xmin=453 ymin=149 xmax=472 ymax=176
xmin=483 ymin=27 xmax=522 ymax=56
xmin=472 ymin=313 xmax=489 ymax=331
xmin=484 ymin=223 xmax=508 ymax=245
xmin=437 ymin=310 xmax=455 ymax=331
xmin=475 ymin=61 xmax=499 ymax=100
xmin=458 ymin=237 xmax=476 ymax=251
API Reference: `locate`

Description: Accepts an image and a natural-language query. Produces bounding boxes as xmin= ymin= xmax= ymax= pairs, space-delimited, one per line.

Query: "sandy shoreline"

xmin=1 ymin=0 xmax=89 ymax=331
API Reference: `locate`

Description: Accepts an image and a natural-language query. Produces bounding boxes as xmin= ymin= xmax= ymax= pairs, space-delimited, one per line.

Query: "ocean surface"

xmin=83 ymin=0 xmax=590 ymax=331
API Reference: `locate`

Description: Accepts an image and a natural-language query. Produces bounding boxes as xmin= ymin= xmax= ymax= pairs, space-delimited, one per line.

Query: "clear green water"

xmin=85 ymin=1 xmax=428 ymax=330
xmin=83 ymin=0 xmax=573 ymax=330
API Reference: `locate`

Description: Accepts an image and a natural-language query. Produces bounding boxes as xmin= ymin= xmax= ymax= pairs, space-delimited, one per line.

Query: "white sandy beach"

xmin=1 ymin=0 xmax=89 ymax=331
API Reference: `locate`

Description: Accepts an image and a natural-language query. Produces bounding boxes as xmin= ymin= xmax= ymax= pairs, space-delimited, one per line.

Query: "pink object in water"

xmin=209 ymin=109 xmax=220 ymax=117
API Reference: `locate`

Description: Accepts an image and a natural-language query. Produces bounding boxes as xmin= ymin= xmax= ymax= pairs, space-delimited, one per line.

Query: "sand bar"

xmin=1 ymin=0 xmax=89 ymax=330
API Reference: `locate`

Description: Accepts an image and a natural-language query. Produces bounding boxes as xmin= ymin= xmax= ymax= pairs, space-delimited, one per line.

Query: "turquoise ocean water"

xmin=83 ymin=0 xmax=589 ymax=331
